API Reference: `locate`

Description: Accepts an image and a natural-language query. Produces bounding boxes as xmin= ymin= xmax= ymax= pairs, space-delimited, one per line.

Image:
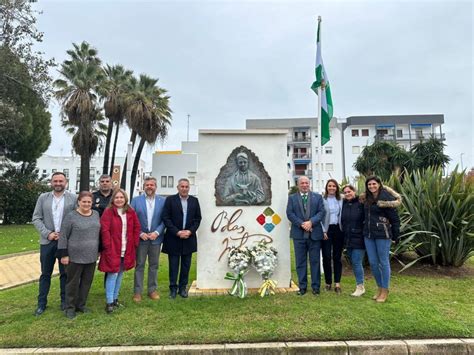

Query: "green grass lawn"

xmin=0 ymin=248 xmax=473 ymax=348
xmin=0 ymin=225 xmax=38 ymax=256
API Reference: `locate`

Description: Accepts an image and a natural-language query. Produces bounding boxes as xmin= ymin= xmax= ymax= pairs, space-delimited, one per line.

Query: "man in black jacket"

xmin=162 ymin=178 xmax=202 ymax=299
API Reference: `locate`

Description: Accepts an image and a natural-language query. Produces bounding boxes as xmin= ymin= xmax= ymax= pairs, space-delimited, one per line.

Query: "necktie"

xmin=302 ymin=194 xmax=308 ymax=211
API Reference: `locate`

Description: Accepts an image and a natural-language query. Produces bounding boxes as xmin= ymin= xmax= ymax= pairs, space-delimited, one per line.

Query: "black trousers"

xmin=65 ymin=262 xmax=96 ymax=311
xmin=38 ymin=241 xmax=66 ymax=308
xmin=321 ymin=224 xmax=345 ymax=284
xmin=293 ymin=238 xmax=321 ymax=291
xmin=168 ymin=254 xmax=192 ymax=291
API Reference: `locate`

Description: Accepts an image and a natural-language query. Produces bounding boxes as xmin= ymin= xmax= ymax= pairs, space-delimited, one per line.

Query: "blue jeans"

xmin=347 ymin=248 xmax=365 ymax=285
xmin=105 ymin=260 xmax=124 ymax=304
xmin=364 ymin=238 xmax=391 ymax=289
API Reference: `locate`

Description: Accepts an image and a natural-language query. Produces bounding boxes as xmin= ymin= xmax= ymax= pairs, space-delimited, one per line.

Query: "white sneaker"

xmin=351 ymin=284 xmax=366 ymax=297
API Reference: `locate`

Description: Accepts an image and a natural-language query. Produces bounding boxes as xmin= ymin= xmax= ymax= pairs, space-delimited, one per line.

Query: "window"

xmin=324 ymin=146 xmax=332 ymax=154
xmin=352 ymin=146 xmax=360 ymax=154
xmin=352 ymin=129 xmax=359 ymax=137
xmin=42 ymin=169 xmax=47 ymax=173
xmin=63 ymin=169 xmax=69 ymax=178
xmin=52 ymin=169 xmax=57 ymax=173
xmin=168 ymin=176 xmax=174 ymax=188
xmin=361 ymin=129 xmax=369 ymax=137
xmin=325 ymin=163 xmax=333 ymax=171
xmin=397 ymin=129 xmax=403 ymax=138
xmin=161 ymin=176 xmax=167 ymax=188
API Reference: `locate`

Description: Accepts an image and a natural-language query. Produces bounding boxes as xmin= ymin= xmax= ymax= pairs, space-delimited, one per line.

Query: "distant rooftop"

xmin=345 ymin=114 xmax=444 ymax=126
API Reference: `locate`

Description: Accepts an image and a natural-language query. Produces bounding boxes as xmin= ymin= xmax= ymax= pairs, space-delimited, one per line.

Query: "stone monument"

xmin=196 ymin=129 xmax=292 ymax=289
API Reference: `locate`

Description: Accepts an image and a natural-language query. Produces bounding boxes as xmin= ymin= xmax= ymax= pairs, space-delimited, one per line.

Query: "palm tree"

xmin=411 ymin=137 xmax=450 ymax=170
xmin=120 ymin=74 xmax=171 ymax=190
xmin=99 ymin=64 xmax=133 ymax=175
xmin=54 ymin=41 xmax=104 ymax=191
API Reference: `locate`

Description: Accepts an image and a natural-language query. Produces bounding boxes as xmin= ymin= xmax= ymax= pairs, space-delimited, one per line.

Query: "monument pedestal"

xmin=196 ymin=129 xmax=292 ymax=291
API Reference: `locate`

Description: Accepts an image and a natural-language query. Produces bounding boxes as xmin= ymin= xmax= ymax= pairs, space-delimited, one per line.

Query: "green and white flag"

xmin=311 ymin=18 xmax=333 ymax=146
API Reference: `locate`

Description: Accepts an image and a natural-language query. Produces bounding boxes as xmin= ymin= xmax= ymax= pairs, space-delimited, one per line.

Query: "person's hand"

xmin=48 ymin=232 xmax=59 ymax=241
xmin=60 ymin=256 xmax=69 ymax=265
xmin=323 ymin=233 xmax=329 ymax=240
xmin=177 ymin=230 xmax=185 ymax=239
xmin=140 ymin=233 xmax=149 ymax=241
xmin=149 ymin=232 xmax=158 ymax=241
xmin=301 ymin=221 xmax=312 ymax=232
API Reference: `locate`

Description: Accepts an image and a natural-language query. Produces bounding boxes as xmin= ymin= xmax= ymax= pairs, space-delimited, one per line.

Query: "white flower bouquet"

xmin=249 ymin=241 xmax=278 ymax=297
xmin=224 ymin=246 xmax=251 ymax=298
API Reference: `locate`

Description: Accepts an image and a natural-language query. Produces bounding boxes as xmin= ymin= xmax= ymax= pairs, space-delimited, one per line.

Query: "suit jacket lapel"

xmin=297 ymin=194 xmax=305 ymax=217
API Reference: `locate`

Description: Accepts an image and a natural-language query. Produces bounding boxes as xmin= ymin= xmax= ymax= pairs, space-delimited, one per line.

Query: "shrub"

xmin=395 ymin=167 xmax=474 ymax=267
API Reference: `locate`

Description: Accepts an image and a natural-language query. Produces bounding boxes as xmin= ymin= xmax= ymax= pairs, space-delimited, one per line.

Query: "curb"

xmin=1 ymin=338 xmax=472 ymax=354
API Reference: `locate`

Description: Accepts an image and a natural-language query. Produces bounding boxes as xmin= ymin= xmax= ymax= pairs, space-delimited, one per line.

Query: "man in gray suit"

xmin=286 ymin=176 xmax=325 ymax=296
xmin=32 ymin=172 xmax=77 ymax=316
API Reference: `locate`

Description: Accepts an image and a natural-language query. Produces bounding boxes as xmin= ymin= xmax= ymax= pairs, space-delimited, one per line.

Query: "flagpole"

xmin=317 ymin=86 xmax=322 ymax=193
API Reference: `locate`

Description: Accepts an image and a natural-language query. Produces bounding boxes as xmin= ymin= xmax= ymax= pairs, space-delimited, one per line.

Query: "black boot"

xmin=105 ymin=303 xmax=114 ymax=314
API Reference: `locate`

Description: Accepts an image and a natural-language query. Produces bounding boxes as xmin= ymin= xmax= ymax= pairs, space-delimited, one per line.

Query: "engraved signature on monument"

xmin=211 ymin=209 xmax=273 ymax=261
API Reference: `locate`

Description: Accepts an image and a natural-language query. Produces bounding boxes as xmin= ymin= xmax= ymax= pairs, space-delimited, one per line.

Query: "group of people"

xmin=287 ymin=175 xmax=401 ymax=302
xmin=32 ymin=173 xmax=201 ymax=319
xmin=31 ymin=170 xmax=400 ymax=319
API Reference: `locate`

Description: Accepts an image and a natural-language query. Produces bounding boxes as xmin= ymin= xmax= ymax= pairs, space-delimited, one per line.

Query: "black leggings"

xmin=321 ymin=224 xmax=345 ymax=284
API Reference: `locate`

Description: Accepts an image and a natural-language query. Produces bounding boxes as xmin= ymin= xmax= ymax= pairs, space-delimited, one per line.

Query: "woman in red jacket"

xmin=99 ymin=189 xmax=140 ymax=313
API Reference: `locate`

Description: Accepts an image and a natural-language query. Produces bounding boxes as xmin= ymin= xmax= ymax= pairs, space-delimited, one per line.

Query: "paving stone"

xmin=0 ymin=349 xmax=39 ymax=354
xmin=98 ymin=346 xmax=163 ymax=355
xmin=405 ymin=338 xmax=467 ymax=354
xmin=161 ymin=344 xmax=225 ymax=354
xmin=460 ymin=338 xmax=474 ymax=354
xmin=224 ymin=342 xmax=287 ymax=355
xmin=346 ymin=340 xmax=408 ymax=354
xmin=286 ymin=341 xmax=347 ymax=354
xmin=34 ymin=348 xmax=101 ymax=354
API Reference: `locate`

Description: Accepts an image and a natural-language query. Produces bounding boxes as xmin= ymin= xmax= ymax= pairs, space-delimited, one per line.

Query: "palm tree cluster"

xmin=354 ymin=138 xmax=450 ymax=180
xmin=54 ymin=41 xmax=171 ymax=197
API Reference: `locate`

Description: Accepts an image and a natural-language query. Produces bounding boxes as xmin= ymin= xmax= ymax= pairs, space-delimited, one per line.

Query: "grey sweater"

xmin=58 ymin=210 xmax=101 ymax=264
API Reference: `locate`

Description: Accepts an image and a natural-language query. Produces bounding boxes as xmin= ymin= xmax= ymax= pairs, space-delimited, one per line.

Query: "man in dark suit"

xmin=131 ymin=176 xmax=165 ymax=302
xmin=286 ymin=176 xmax=325 ymax=295
xmin=162 ymin=178 xmax=202 ymax=299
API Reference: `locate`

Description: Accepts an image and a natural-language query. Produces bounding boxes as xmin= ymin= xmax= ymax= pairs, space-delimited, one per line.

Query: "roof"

xmin=345 ymin=114 xmax=444 ymax=126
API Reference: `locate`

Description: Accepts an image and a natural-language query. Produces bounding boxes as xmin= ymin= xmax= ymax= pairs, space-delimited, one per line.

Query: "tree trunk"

xmin=129 ymin=137 xmax=146 ymax=199
xmin=79 ymin=153 xmax=91 ymax=192
xmin=102 ymin=120 xmax=114 ymax=174
xmin=109 ymin=122 xmax=120 ymax=177
xmin=120 ymin=130 xmax=138 ymax=189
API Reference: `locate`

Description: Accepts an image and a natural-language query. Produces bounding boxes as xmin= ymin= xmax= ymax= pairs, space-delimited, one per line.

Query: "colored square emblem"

xmin=256 ymin=207 xmax=281 ymax=233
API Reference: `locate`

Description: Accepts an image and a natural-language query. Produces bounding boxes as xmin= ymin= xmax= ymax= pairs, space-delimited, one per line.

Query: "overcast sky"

xmin=35 ymin=0 xmax=473 ymax=171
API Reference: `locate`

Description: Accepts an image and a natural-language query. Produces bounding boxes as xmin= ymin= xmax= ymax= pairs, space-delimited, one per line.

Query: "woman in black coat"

xmin=360 ymin=176 xmax=401 ymax=303
xmin=341 ymin=185 xmax=366 ymax=297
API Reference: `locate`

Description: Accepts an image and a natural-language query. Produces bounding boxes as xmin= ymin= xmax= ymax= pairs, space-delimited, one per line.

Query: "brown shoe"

xmin=372 ymin=287 xmax=382 ymax=300
xmin=148 ymin=291 xmax=160 ymax=300
xmin=376 ymin=288 xmax=389 ymax=303
xmin=132 ymin=293 xmax=142 ymax=302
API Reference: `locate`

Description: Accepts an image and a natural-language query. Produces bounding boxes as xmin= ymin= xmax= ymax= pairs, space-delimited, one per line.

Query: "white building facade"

xmin=36 ymin=154 xmax=146 ymax=195
xmin=151 ymin=141 xmax=198 ymax=196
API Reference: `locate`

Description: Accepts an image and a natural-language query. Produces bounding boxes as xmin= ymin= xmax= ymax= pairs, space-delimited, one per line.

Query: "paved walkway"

xmin=0 ymin=252 xmax=58 ymax=291
xmin=1 ymin=339 xmax=473 ymax=354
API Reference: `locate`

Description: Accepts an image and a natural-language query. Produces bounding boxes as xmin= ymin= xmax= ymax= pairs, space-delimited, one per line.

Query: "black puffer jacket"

xmin=341 ymin=197 xmax=365 ymax=249
xmin=360 ymin=186 xmax=401 ymax=241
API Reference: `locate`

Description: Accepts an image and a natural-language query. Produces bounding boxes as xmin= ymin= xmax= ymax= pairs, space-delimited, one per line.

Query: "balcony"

xmin=293 ymin=153 xmax=312 ymax=164
xmin=289 ymin=136 xmax=312 ymax=144
xmin=374 ymin=133 xmax=445 ymax=142
xmin=294 ymin=170 xmax=313 ymax=178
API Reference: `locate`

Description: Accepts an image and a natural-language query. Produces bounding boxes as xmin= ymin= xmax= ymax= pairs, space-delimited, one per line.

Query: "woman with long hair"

xmin=361 ymin=176 xmax=401 ymax=303
xmin=57 ymin=191 xmax=100 ymax=319
xmin=341 ymin=185 xmax=366 ymax=297
xmin=322 ymin=179 xmax=344 ymax=294
xmin=98 ymin=189 xmax=140 ymax=313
